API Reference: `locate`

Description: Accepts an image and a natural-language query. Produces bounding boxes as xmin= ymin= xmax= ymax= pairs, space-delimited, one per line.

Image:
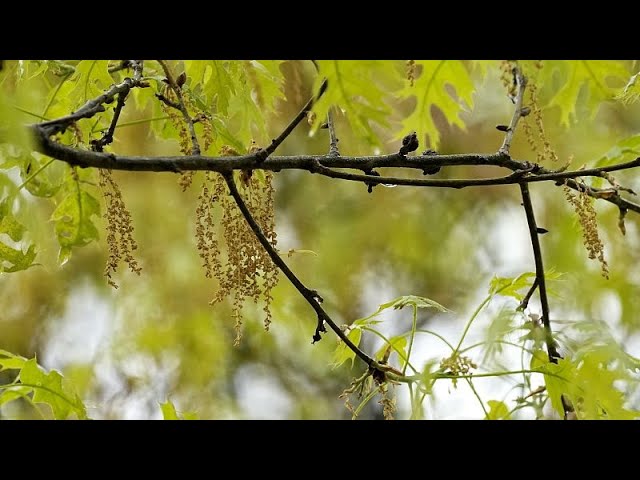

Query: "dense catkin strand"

xmin=196 ymin=159 xmax=279 ymax=343
xmin=563 ymin=183 xmax=609 ymax=278
xmin=98 ymin=168 xmax=142 ymax=288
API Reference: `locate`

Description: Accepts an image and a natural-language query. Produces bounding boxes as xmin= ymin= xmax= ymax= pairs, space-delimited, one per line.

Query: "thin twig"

xmin=258 ymin=78 xmax=328 ymax=161
xmin=37 ymin=60 xmax=145 ymax=137
xmin=499 ymin=65 xmax=527 ymax=156
xmin=154 ymin=92 xmax=180 ymax=110
xmin=311 ymin=60 xmax=340 ymax=156
xmin=222 ymin=172 xmax=377 ymax=368
xmin=519 ymin=183 xmax=561 ymax=363
xmin=157 ymin=60 xmax=200 ymax=155
xmin=503 ymin=64 xmax=560 ymax=362
xmin=327 ymin=107 xmax=340 ymax=156
xmin=517 ymin=277 xmax=539 ymax=311
xmin=91 ymin=91 xmax=128 ymax=152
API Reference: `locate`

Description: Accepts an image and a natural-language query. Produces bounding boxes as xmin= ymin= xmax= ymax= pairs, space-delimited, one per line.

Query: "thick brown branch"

xmin=222 ymin=172 xmax=377 ymax=367
xmin=28 ymin=131 xmax=640 ymax=213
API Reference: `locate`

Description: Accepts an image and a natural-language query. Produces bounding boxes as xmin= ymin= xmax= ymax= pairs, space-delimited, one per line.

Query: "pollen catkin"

xmin=160 ymin=85 xmax=212 ymax=190
xmin=99 ymin=169 xmax=142 ymax=289
xmin=522 ymin=82 xmax=559 ymax=164
xmin=406 ymin=60 xmax=416 ymax=87
xmin=563 ymin=182 xmax=609 ymax=278
xmin=196 ymin=146 xmax=279 ymax=343
xmin=439 ymin=354 xmax=477 ymax=388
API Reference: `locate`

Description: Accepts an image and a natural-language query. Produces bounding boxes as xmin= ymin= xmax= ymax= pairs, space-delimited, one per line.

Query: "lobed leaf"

xmin=397 ymin=60 xmax=475 ymax=149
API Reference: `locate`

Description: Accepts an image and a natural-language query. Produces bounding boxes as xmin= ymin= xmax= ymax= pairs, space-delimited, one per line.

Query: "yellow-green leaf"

xmin=310 ymin=60 xmax=401 ymax=147
xmin=160 ymin=400 xmax=180 ymax=420
xmin=485 ymin=400 xmax=511 ymax=420
xmin=50 ymin=170 xmax=101 ymax=263
xmin=18 ymin=358 xmax=88 ymax=419
xmin=398 ymin=60 xmax=475 ymax=149
xmin=542 ymin=60 xmax=630 ymax=127
xmin=332 ymin=327 xmax=362 ymax=369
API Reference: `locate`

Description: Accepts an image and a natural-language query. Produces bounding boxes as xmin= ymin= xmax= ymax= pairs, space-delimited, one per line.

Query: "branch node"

xmin=399 ymin=131 xmax=419 ymax=156
xmin=363 ymin=168 xmax=380 ymax=193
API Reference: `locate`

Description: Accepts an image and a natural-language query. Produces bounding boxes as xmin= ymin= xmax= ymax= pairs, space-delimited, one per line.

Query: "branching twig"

xmin=517 ymin=277 xmax=539 ymax=311
xmin=520 ymin=183 xmax=561 ymax=363
xmin=222 ymin=172 xmax=377 ymax=368
xmin=327 ymin=107 xmax=340 ymax=156
xmin=37 ymin=60 xmax=145 ymax=138
xmin=157 ymin=60 xmax=200 ymax=156
xmin=91 ymin=91 xmax=128 ymax=152
xmin=499 ymin=65 xmax=527 ymax=156
xmin=505 ymin=64 xmax=572 ymax=418
xmin=502 ymin=64 xmax=561 ymax=360
xmin=257 ymin=78 xmax=328 ymax=162
xmin=154 ymin=92 xmax=180 ymax=110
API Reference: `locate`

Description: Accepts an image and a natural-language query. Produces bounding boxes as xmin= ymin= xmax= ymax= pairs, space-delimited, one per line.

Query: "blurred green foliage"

xmin=1 ymin=60 xmax=640 ymax=419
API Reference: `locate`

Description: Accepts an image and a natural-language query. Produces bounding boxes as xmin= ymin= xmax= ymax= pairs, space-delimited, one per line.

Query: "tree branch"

xmin=520 ymin=185 xmax=562 ymax=357
xmin=29 ymin=128 xmax=640 ymax=214
xmin=222 ymin=172 xmax=377 ymax=368
xmin=36 ymin=60 xmax=145 ymax=138
xmin=507 ymin=64 xmax=572 ymax=419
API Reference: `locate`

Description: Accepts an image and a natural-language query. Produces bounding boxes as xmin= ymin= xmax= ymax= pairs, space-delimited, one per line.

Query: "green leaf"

xmin=420 ymin=360 xmax=440 ymax=396
xmin=388 ymin=295 xmax=450 ymax=312
xmin=50 ymin=170 xmax=101 ymax=264
xmin=489 ymin=271 xmax=562 ymax=301
xmin=489 ymin=272 xmax=535 ymax=300
xmin=0 ymin=242 xmax=37 ymax=273
xmin=18 ymin=358 xmax=88 ymax=419
xmin=203 ymin=61 xmax=239 ymax=117
xmin=66 ymin=60 xmax=115 ymax=108
xmin=0 ymin=388 xmax=32 ymax=408
xmin=160 ymin=400 xmax=180 ymax=420
xmin=485 ymin=400 xmax=511 ymax=420
xmin=0 ymin=349 xmax=28 ymax=371
xmin=357 ymin=295 xmax=450 ymax=326
xmin=595 ymin=133 xmax=640 ymax=168
xmin=542 ymin=60 xmax=630 ymax=127
xmin=482 ymin=309 xmax=518 ymax=359
xmin=310 ymin=60 xmax=401 ymax=146
xmin=574 ymin=352 xmax=640 ymax=420
xmin=375 ymin=335 xmax=408 ymax=363
xmin=243 ymin=60 xmax=286 ymax=113
xmin=19 ymin=153 xmax=63 ymax=198
xmin=397 ymin=60 xmax=475 ymax=149
xmin=332 ymin=327 xmax=362 ymax=369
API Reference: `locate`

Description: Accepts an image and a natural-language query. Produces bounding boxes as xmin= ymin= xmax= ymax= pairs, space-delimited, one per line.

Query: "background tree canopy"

xmin=1 ymin=60 xmax=639 ymax=420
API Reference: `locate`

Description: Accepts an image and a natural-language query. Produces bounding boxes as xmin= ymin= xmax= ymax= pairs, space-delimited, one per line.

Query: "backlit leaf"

xmin=485 ymin=400 xmax=511 ymax=420
xmin=310 ymin=60 xmax=401 ymax=146
xmin=398 ymin=60 xmax=475 ymax=149
xmin=542 ymin=60 xmax=630 ymax=127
